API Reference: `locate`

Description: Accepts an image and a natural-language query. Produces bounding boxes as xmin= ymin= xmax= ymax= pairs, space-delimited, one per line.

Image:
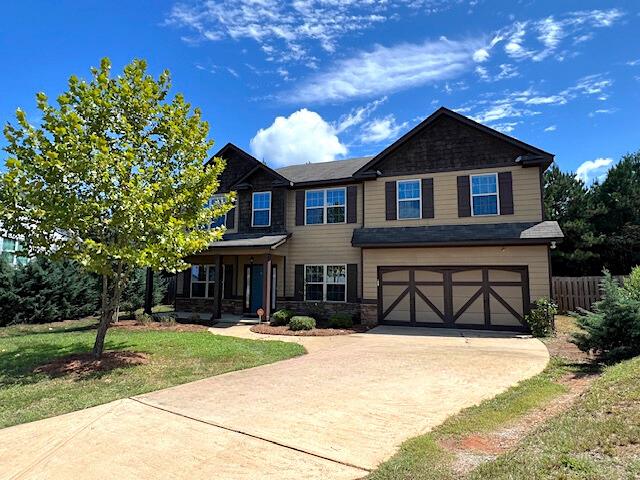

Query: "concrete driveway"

xmin=0 ymin=326 xmax=548 ymax=480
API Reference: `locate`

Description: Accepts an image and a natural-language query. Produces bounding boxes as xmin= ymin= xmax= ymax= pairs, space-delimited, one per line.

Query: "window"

xmin=397 ymin=179 xmax=421 ymax=219
xmin=190 ymin=265 xmax=217 ymax=298
xmin=0 ymin=237 xmax=28 ymax=266
xmin=304 ymin=265 xmax=346 ymax=302
xmin=207 ymin=194 xmax=227 ymax=229
xmin=252 ymin=191 xmax=271 ymax=227
xmin=305 ymin=188 xmax=346 ymax=225
xmin=471 ymin=173 xmax=499 ymax=216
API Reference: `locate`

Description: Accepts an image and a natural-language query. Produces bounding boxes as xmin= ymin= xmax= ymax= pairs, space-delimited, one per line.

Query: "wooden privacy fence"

xmin=552 ymin=275 xmax=625 ymax=313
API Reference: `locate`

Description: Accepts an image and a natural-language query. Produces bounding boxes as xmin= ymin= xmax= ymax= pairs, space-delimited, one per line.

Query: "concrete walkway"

xmin=0 ymin=326 xmax=549 ymax=480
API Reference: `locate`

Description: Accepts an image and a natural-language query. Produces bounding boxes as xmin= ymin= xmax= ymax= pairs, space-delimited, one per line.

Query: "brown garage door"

xmin=378 ymin=266 xmax=530 ymax=331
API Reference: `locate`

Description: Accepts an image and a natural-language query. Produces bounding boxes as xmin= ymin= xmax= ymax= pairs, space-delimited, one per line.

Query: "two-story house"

xmin=174 ymin=107 xmax=563 ymax=331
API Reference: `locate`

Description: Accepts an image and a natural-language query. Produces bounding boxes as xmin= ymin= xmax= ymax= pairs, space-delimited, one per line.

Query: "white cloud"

xmin=627 ymin=59 xmax=640 ymax=66
xmin=544 ymin=125 xmax=557 ymax=132
xmin=493 ymin=9 xmax=624 ymax=63
xmin=360 ymin=115 xmax=409 ymax=143
xmin=250 ymin=109 xmax=347 ymax=167
xmin=463 ymin=73 xmax=613 ymax=127
xmin=588 ymin=108 xmax=617 ymax=117
xmin=287 ymin=37 xmax=483 ymax=103
xmin=472 ymin=48 xmax=490 ymax=62
xmin=165 ymin=0 xmax=464 ymax=62
xmin=575 ymin=157 xmax=613 ymax=184
xmin=334 ymin=97 xmax=387 ymax=134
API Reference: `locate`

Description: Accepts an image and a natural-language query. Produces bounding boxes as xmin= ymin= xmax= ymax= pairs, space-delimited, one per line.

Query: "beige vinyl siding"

xmin=364 ymin=166 xmax=542 ymax=227
xmin=284 ymin=184 xmax=363 ymax=298
xmin=362 ymin=245 xmax=550 ymax=301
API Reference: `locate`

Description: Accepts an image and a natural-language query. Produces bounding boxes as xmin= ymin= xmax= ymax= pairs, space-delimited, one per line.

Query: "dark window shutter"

xmin=347 ymin=264 xmax=358 ymax=303
xmin=421 ymin=178 xmax=434 ymax=219
xmin=385 ymin=181 xmax=397 ymax=220
xmin=226 ymin=207 xmax=235 ymax=229
xmin=457 ymin=176 xmax=471 ymax=217
xmin=295 ymin=190 xmax=305 ymax=226
xmin=294 ymin=264 xmax=304 ymax=300
xmin=223 ymin=264 xmax=234 ymax=299
xmin=346 ymin=185 xmax=357 ymax=223
xmin=498 ymin=171 xmax=514 ymax=215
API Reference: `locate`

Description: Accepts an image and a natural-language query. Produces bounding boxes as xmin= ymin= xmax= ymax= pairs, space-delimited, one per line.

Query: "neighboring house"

xmin=0 ymin=233 xmax=28 ymax=267
xmin=175 ymin=107 xmax=563 ymax=331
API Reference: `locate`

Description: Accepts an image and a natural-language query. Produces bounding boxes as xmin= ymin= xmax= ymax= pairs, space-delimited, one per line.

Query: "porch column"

xmin=212 ymin=255 xmax=223 ymax=323
xmin=263 ymin=253 xmax=272 ymax=321
xmin=143 ymin=267 xmax=154 ymax=315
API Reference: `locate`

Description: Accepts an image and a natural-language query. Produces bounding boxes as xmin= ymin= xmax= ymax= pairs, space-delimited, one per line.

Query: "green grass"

xmin=0 ymin=320 xmax=305 ymax=429
xmin=470 ymin=356 xmax=640 ymax=480
xmin=367 ymin=358 xmax=581 ymax=480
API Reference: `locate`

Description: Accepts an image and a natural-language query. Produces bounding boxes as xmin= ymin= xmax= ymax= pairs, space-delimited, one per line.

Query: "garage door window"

xmin=305 ymin=265 xmax=346 ymax=302
xmin=471 ymin=173 xmax=499 ymax=216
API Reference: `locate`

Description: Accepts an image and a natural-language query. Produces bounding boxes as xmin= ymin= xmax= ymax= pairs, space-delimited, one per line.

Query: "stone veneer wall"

xmin=276 ymin=301 xmax=363 ymax=323
xmin=176 ymin=298 xmax=378 ymax=325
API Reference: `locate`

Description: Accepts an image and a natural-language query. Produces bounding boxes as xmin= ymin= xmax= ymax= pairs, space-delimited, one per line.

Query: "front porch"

xmin=174 ymin=234 xmax=290 ymax=324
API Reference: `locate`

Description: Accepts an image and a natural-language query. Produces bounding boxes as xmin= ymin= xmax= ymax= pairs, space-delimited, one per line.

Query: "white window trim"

xmin=396 ymin=179 xmax=422 ymax=220
xmin=251 ymin=191 xmax=272 ymax=227
xmin=304 ymin=187 xmax=347 ymax=225
xmin=303 ymin=264 xmax=347 ymax=303
xmin=190 ymin=265 xmax=225 ymax=298
xmin=470 ymin=173 xmax=500 ymax=217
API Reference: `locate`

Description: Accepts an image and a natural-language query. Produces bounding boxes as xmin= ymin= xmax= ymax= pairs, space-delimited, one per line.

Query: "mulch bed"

xmin=110 ymin=320 xmax=207 ymax=332
xmin=33 ymin=351 xmax=150 ymax=378
xmin=250 ymin=323 xmax=370 ymax=337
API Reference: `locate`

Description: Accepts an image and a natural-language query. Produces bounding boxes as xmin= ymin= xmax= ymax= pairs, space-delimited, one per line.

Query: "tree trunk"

xmin=92 ymin=264 xmax=127 ymax=359
xmin=93 ymin=274 xmax=112 ymax=358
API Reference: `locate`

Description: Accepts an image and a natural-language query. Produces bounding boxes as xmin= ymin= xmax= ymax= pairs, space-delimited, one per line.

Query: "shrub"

xmin=289 ymin=316 xmax=316 ymax=331
xmin=524 ymin=297 xmax=557 ymax=337
xmin=623 ymin=265 xmax=640 ymax=301
xmin=270 ymin=309 xmax=294 ymax=326
xmin=328 ymin=312 xmax=353 ymax=329
xmin=135 ymin=312 xmax=154 ymax=325
xmin=571 ymin=271 xmax=640 ymax=360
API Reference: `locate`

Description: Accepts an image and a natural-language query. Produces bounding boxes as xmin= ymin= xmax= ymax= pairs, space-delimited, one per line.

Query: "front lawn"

xmin=0 ymin=320 xmax=305 ymax=429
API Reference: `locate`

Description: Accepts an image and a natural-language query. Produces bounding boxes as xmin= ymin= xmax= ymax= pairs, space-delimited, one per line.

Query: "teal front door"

xmin=246 ymin=265 xmax=264 ymax=314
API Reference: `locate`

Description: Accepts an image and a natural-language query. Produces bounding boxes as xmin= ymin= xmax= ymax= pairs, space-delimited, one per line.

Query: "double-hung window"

xmin=471 ymin=173 xmax=499 ymax=216
xmin=252 ymin=191 xmax=271 ymax=227
xmin=191 ymin=265 xmax=216 ymax=298
xmin=207 ymin=194 xmax=227 ymax=229
xmin=397 ymin=179 xmax=421 ymax=219
xmin=305 ymin=188 xmax=346 ymax=224
xmin=304 ymin=265 xmax=346 ymax=302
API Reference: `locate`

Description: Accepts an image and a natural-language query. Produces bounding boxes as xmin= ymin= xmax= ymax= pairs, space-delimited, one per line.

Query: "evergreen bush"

xmin=289 ymin=316 xmax=316 ymax=331
xmin=572 ymin=271 xmax=640 ymax=360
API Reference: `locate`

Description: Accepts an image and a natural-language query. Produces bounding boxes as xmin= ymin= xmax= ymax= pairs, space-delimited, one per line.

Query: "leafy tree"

xmin=590 ymin=152 xmax=640 ymax=274
xmin=0 ymin=58 xmax=232 ymax=357
xmin=543 ymin=164 xmax=602 ymax=275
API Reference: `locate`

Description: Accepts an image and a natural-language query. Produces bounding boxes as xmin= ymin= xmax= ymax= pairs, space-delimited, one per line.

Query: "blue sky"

xmin=1 ymin=1 xmax=639 ymax=183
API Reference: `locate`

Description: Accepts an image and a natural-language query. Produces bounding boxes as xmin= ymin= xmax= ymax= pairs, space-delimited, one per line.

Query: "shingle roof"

xmin=209 ymin=232 xmax=290 ymax=249
xmin=275 ymin=157 xmax=373 ymax=183
xmin=352 ymin=221 xmax=563 ymax=247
